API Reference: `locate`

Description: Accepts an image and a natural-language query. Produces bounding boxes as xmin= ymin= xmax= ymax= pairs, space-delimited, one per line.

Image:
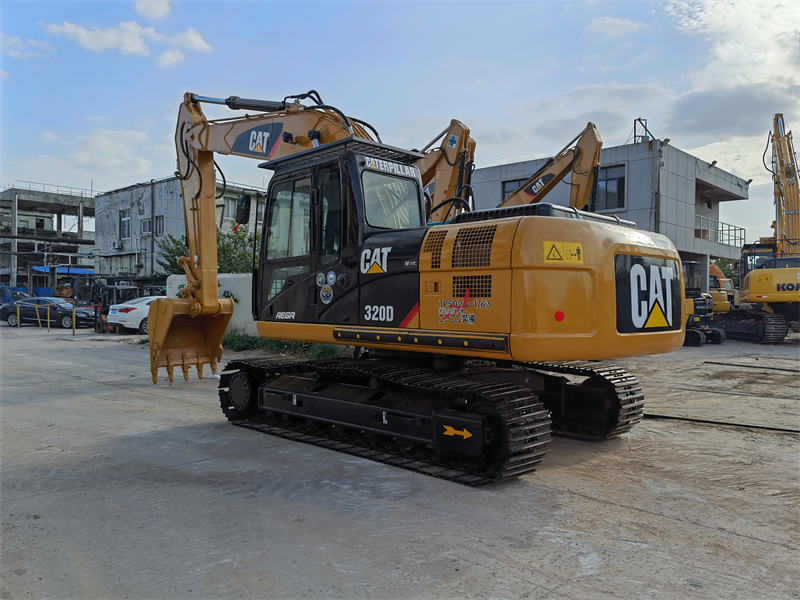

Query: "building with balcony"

xmin=472 ymin=137 xmax=749 ymax=291
xmin=0 ymin=182 xmax=96 ymax=292
xmin=94 ymin=176 xmax=267 ymax=281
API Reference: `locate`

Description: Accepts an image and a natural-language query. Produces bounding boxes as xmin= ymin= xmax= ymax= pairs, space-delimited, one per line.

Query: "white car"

xmin=107 ymin=296 xmax=164 ymax=334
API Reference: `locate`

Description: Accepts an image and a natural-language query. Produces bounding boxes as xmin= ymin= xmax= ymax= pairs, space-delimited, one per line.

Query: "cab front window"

xmin=362 ymin=170 xmax=422 ymax=230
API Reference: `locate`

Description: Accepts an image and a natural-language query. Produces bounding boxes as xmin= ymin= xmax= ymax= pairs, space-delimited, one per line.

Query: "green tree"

xmin=155 ymin=226 xmax=260 ymax=278
xmin=217 ymin=225 xmax=261 ymax=273
xmin=710 ymin=258 xmax=737 ymax=279
xmin=154 ymin=233 xmax=189 ymax=277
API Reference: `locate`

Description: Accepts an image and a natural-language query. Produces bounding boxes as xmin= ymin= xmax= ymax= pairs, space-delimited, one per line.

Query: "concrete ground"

xmin=1 ymin=325 xmax=798 ymax=600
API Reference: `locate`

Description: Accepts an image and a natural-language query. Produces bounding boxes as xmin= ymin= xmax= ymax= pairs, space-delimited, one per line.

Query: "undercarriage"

xmin=219 ymin=356 xmax=644 ymax=485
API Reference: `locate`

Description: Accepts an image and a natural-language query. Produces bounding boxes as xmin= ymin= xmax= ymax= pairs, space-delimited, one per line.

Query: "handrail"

xmin=694 ymin=215 xmax=746 ymax=246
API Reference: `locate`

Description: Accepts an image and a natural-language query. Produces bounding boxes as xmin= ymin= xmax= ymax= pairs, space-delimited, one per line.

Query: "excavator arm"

xmin=415 ymin=120 xmax=476 ymax=222
xmin=498 ymin=122 xmax=602 ymax=210
xmin=149 ymin=92 xmax=376 ymax=383
xmin=771 ymin=113 xmax=800 ymax=256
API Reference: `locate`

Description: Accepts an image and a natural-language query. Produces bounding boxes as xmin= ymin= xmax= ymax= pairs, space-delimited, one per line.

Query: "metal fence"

xmin=5 ymin=180 xmax=101 ymax=197
xmin=694 ymin=215 xmax=746 ymax=247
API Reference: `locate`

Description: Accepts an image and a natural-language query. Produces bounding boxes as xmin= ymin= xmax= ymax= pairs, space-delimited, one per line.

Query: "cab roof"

xmin=259 ymin=137 xmax=423 ymax=174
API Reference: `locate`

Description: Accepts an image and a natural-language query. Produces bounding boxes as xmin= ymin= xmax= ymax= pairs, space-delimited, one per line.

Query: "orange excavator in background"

xmin=717 ymin=113 xmax=800 ymax=343
xmin=416 ymin=121 xmax=603 ymax=222
xmin=498 ymin=122 xmax=603 ymax=211
xmin=149 ymin=91 xmax=684 ymax=485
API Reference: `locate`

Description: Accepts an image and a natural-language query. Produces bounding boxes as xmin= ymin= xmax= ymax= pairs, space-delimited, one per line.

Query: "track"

xmin=218 ymin=357 xmax=643 ymax=485
xmin=719 ymin=309 xmax=788 ymax=344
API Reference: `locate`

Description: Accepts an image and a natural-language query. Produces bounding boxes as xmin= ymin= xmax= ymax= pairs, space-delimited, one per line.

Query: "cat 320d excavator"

xmin=149 ymin=91 xmax=684 ymax=485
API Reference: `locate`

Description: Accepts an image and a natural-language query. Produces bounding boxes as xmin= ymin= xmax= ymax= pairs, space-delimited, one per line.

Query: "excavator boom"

xmin=772 ymin=113 xmax=800 ymax=256
xmin=499 ymin=122 xmax=602 ymax=210
xmin=150 ymin=92 xmax=373 ymax=383
xmin=415 ymin=120 xmax=476 ymax=222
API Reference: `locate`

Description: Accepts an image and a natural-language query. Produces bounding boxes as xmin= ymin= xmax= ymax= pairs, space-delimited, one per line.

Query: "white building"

xmin=472 ymin=138 xmax=749 ymax=291
xmin=94 ymin=176 xmax=267 ymax=281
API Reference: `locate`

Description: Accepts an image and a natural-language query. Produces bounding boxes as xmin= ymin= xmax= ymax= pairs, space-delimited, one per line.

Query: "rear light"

xmin=118 ymin=307 xmax=137 ymax=313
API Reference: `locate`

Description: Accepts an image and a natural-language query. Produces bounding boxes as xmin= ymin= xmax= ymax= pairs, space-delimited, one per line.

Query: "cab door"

xmin=314 ymin=165 xmax=359 ymax=325
xmin=258 ymin=174 xmax=315 ymax=322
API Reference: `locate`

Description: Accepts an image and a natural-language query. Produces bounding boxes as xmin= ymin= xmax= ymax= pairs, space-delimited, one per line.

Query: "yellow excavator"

xmin=416 ymin=120 xmax=601 ymax=222
xmin=717 ymin=114 xmax=800 ymax=343
xmin=149 ymin=91 xmax=684 ymax=485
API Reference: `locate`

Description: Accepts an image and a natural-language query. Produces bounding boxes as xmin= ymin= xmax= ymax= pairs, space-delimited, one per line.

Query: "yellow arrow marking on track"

xmin=443 ymin=425 xmax=473 ymax=439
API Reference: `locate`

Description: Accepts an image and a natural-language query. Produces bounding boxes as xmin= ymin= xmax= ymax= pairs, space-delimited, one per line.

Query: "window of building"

xmin=502 ymin=179 xmax=527 ymax=201
xmin=35 ymin=218 xmax=45 ymax=229
xmin=256 ymin=199 xmax=264 ymax=223
xmin=700 ymin=195 xmax=712 ymax=209
xmin=120 ymin=209 xmax=131 ymax=239
xmin=141 ymin=219 xmax=152 ymax=235
xmin=595 ymin=165 xmax=625 ymax=211
xmin=225 ymin=197 xmax=237 ymax=219
xmin=155 ymin=216 xmax=164 ymax=236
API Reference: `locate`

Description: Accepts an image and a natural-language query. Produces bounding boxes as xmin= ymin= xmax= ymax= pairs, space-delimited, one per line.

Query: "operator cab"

xmin=243 ymin=138 xmax=427 ymax=328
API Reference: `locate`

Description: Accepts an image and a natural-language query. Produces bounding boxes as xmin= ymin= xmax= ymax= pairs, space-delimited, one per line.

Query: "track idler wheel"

xmin=684 ymin=329 xmax=706 ymax=347
xmin=705 ymin=328 xmax=725 ymax=344
xmin=228 ymin=371 xmax=259 ymax=414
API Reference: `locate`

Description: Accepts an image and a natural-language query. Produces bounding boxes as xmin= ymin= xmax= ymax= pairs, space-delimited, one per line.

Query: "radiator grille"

xmin=453 ymin=275 xmax=492 ymax=298
xmin=422 ymin=229 xmax=447 ymax=269
xmin=452 ymin=225 xmax=497 ymax=268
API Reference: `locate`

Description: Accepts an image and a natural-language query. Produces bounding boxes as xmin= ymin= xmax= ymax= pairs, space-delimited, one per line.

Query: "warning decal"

xmin=543 ymin=241 xmax=584 ymax=265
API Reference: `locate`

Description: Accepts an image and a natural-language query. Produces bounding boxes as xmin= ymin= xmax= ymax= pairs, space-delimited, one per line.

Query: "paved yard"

xmin=1 ymin=326 xmax=798 ymax=599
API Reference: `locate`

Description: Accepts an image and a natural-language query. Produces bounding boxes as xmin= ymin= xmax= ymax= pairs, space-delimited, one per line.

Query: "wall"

xmin=166 ymin=273 xmax=258 ymax=335
xmin=95 ymin=177 xmax=266 ymax=280
xmin=471 ymin=140 xmax=749 ymax=263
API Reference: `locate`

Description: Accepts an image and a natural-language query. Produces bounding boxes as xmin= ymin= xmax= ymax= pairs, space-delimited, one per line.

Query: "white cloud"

xmin=26 ymin=38 xmax=55 ymax=51
xmin=2 ymin=33 xmax=24 ymax=50
xmin=585 ymin=17 xmax=645 ymax=38
xmin=4 ymin=129 xmax=162 ymax=192
xmin=665 ymin=1 xmax=799 ymax=91
xmin=2 ymin=33 xmax=54 ymax=60
xmin=157 ymin=48 xmax=184 ymax=68
xmin=42 ymin=21 xmax=163 ymax=56
xmin=41 ymin=131 xmax=59 ymax=142
xmin=168 ymin=28 xmax=212 ymax=52
xmin=40 ymin=21 xmax=212 ymax=66
xmin=135 ymin=0 xmax=173 ymax=22
xmin=685 ymin=135 xmax=772 ymax=187
xmin=0 ymin=69 xmax=8 ymax=80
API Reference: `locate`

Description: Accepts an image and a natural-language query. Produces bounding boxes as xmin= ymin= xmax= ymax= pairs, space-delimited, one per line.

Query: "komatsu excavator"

xmin=149 ymin=91 xmax=684 ymax=485
xmin=717 ymin=114 xmax=800 ymax=343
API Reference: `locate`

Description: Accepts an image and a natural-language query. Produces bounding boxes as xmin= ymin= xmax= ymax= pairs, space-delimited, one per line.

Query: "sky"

xmin=1 ymin=0 xmax=798 ymax=242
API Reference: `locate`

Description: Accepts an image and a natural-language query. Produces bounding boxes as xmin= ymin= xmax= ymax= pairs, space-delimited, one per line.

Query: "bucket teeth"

xmin=147 ymin=297 xmax=234 ymax=385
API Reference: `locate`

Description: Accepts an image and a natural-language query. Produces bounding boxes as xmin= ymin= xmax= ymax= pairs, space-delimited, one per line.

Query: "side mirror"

xmin=236 ymin=194 xmax=251 ymax=224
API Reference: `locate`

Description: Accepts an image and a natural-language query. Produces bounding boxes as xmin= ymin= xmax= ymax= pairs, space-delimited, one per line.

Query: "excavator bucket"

xmin=148 ymin=298 xmax=235 ymax=384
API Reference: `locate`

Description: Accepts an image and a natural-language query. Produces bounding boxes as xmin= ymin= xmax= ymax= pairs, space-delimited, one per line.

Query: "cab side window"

xmin=264 ymin=176 xmax=312 ymax=301
xmin=320 ymin=168 xmax=342 ymax=267
xmin=266 ymin=177 xmax=311 ymax=260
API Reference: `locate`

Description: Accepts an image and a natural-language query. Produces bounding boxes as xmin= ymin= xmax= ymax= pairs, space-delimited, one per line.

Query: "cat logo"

xmin=615 ymin=255 xmax=681 ymax=333
xmin=231 ymin=123 xmax=283 ymax=158
xmin=630 ymin=263 xmax=675 ymax=328
xmin=249 ymin=130 xmax=270 ymax=154
xmin=360 ymin=247 xmax=392 ymax=275
xmin=524 ymin=173 xmax=555 ymax=197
